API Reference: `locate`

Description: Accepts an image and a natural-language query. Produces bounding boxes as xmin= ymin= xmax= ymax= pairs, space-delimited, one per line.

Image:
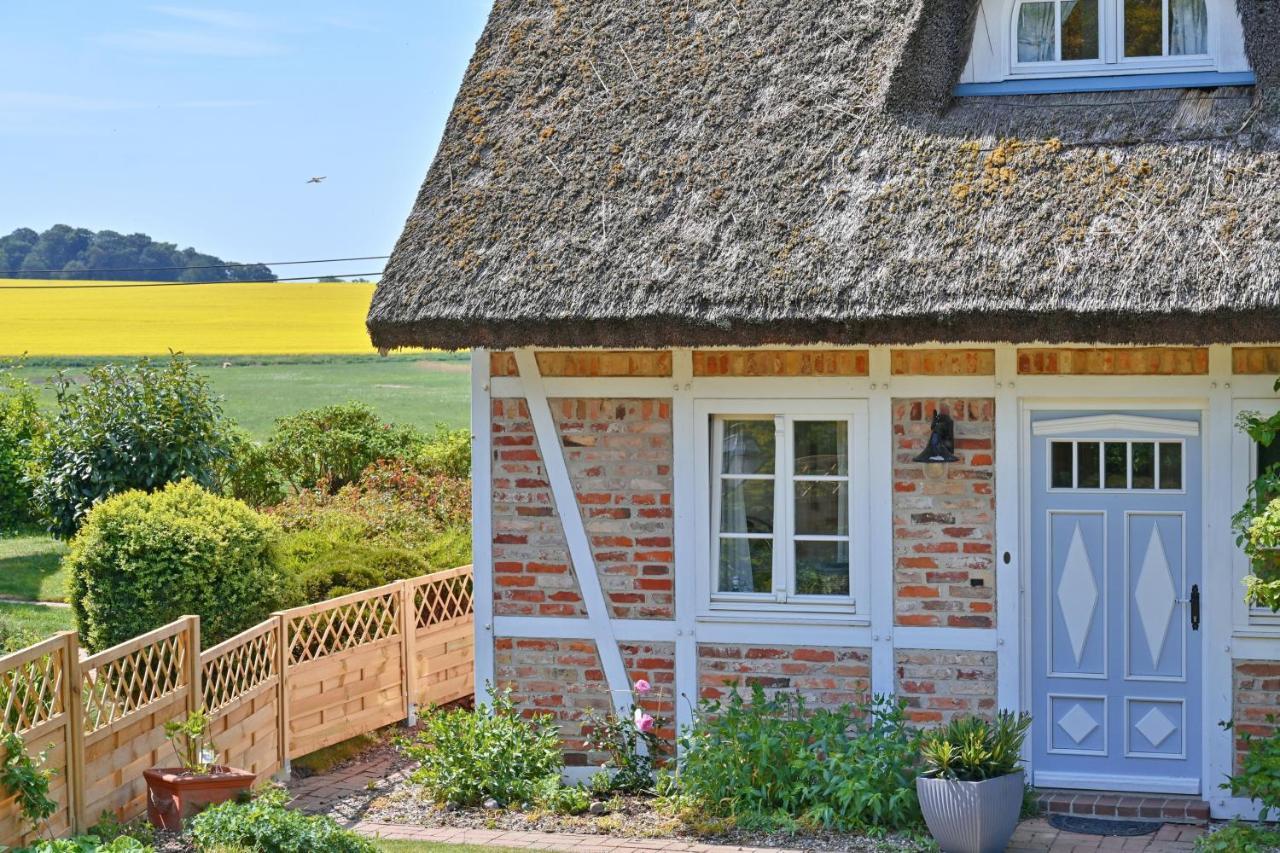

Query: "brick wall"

xmin=490 ymin=397 xmax=674 ymax=620
xmin=1233 ymin=659 xmax=1280 ymax=773
xmin=697 ymin=644 xmax=871 ymax=708
xmin=893 ymin=399 xmax=996 ymax=628
xmin=891 ymin=349 xmax=995 ymax=376
xmin=1017 ymin=347 xmax=1208 ymax=375
xmin=494 ymin=637 xmax=674 ymax=766
xmin=491 ymin=398 xmax=588 ymax=618
xmin=692 ymin=349 xmax=868 ymax=377
xmin=895 ymin=649 xmax=997 ymax=724
xmin=554 ymin=399 xmax=674 ymax=620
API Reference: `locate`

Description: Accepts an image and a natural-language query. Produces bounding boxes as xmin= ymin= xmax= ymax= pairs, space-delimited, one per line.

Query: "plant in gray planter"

xmin=916 ymin=712 xmax=1032 ymax=853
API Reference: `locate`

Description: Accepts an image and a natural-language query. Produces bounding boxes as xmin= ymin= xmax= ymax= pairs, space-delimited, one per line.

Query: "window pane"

xmin=1077 ymin=441 xmax=1101 ymax=488
xmin=795 ymin=481 xmax=849 ymax=536
xmin=1125 ymin=0 xmax=1163 ymax=57
xmin=720 ymin=480 xmax=774 ymax=533
xmin=1169 ymin=0 xmax=1207 ymax=54
xmin=1051 ymin=442 xmax=1074 ymax=488
xmin=1131 ymin=442 xmax=1156 ymax=488
xmin=1061 ymin=0 xmax=1100 ymax=59
xmin=1105 ymin=442 xmax=1128 ymax=488
xmin=795 ymin=421 xmax=848 ymax=475
xmin=721 ymin=419 xmax=774 ymax=475
xmin=1018 ymin=2 xmax=1057 ymax=62
xmin=794 ymin=541 xmax=850 ymax=596
xmin=718 ymin=538 xmax=773 ymax=594
xmin=1158 ymin=443 xmax=1182 ymax=490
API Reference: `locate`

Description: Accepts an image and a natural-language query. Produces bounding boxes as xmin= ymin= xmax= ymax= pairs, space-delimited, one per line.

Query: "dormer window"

xmin=1013 ymin=0 xmax=1207 ymax=72
xmin=957 ymin=0 xmax=1250 ymax=95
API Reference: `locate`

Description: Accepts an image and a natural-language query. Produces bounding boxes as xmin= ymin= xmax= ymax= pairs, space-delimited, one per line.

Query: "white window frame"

xmin=693 ymin=398 xmax=870 ymax=621
xmin=1046 ymin=438 xmax=1187 ymax=493
xmin=1009 ymin=0 xmax=1216 ymax=78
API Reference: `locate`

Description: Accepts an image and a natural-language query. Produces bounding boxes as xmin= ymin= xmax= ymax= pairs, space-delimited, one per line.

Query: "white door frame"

xmin=1018 ymin=396 xmax=1213 ymax=795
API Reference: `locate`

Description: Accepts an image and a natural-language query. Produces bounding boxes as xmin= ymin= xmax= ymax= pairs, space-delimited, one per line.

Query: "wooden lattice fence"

xmin=0 ymin=567 xmax=473 ymax=846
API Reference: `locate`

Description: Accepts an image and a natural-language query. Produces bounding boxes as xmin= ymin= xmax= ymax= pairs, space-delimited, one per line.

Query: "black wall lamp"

xmin=914 ymin=411 xmax=959 ymax=463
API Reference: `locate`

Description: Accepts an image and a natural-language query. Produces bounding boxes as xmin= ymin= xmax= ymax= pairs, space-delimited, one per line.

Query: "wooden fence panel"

xmin=411 ymin=566 xmax=475 ymax=707
xmin=79 ymin=618 xmax=196 ymax=825
xmin=282 ymin=583 xmax=407 ymax=759
xmin=0 ymin=634 xmax=76 ymax=845
xmin=0 ymin=566 xmax=474 ymax=847
xmin=202 ymin=619 xmax=281 ymax=778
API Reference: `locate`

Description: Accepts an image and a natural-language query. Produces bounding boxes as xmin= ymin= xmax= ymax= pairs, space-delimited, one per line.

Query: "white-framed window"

xmin=1231 ymin=399 xmax=1280 ymax=630
xmin=1011 ymin=0 xmax=1212 ymax=75
xmin=694 ymin=399 xmax=870 ymax=618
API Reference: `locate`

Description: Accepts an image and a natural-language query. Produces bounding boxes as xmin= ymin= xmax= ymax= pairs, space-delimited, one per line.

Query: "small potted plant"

xmin=916 ymin=712 xmax=1032 ymax=853
xmin=143 ymin=708 xmax=255 ymax=830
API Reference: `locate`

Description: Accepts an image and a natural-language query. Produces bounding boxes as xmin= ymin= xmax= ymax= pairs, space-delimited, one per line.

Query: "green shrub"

xmin=1221 ymin=718 xmax=1280 ymax=820
xmin=267 ymin=403 xmax=423 ymax=494
xmin=1195 ymin=821 xmax=1280 ymax=853
xmin=530 ymin=773 xmax=591 ymax=815
xmin=584 ymin=679 xmax=670 ymax=793
xmin=190 ymin=787 xmax=375 ymax=853
xmin=399 ymin=687 xmax=563 ymax=807
xmin=66 ymin=481 xmax=286 ymax=652
xmin=0 ymin=369 xmax=45 ymax=532
xmin=676 ymin=687 xmax=922 ymax=831
xmin=919 ymin=712 xmax=1032 ymax=782
xmin=31 ymin=356 xmax=230 ymax=539
xmin=414 ymin=426 xmax=471 ymax=478
xmin=220 ymin=430 xmax=286 ymax=508
xmin=276 ymin=529 xmax=429 ymax=604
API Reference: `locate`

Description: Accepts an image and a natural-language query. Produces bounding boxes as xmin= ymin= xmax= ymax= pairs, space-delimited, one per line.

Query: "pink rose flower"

xmin=634 ymin=679 xmax=651 ymax=694
xmin=633 ymin=708 xmax=655 ymax=733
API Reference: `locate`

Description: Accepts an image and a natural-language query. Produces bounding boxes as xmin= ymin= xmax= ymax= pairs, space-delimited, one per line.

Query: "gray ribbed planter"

xmin=916 ymin=770 xmax=1024 ymax=853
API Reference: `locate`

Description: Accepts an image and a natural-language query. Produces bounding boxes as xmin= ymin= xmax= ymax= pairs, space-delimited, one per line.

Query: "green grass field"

xmin=0 ymin=534 xmax=68 ymax=602
xmin=0 ymin=601 xmax=73 ymax=638
xmin=9 ymin=353 xmax=472 ymax=438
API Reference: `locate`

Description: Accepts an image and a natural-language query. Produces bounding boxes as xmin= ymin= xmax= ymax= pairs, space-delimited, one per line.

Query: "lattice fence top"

xmin=82 ymin=630 xmax=187 ymax=733
xmin=286 ymin=588 xmax=400 ymax=665
xmin=202 ymin=622 xmax=276 ymax=713
xmin=413 ymin=570 xmax=473 ymax=630
xmin=0 ymin=640 xmax=65 ymax=734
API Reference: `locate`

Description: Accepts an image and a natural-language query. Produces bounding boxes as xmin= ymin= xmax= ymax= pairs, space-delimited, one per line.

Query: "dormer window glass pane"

xmin=1124 ymin=0 xmax=1163 ymax=56
xmin=1018 ymin=3 xmax=1057 ymax=61
xmin=1062 ymin=0 xmax=1101 ymax=59
xmin=1169 ymin=0 xmax=1208 ymax=54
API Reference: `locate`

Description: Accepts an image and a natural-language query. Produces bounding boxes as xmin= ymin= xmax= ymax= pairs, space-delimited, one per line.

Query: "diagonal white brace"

xmin=513 ymin=351 xmax=636 ymax=715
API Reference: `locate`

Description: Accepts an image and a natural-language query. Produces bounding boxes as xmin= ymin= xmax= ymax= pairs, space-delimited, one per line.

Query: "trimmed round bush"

xmin=276 ymin=529 xmax=429 ymax=604
xmin=66 ymin=480 xmax=286 ymax=652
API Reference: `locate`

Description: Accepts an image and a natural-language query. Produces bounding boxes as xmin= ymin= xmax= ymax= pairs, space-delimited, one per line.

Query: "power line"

xmin=0 ymin=272 xmax=382 ymax=290
xmin=11 ymin=254 xmax=390 ymax=276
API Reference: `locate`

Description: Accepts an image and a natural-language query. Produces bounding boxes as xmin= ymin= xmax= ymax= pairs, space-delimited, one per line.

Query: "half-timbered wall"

xmin=473 ymin=344 xmax=1280 ymax=818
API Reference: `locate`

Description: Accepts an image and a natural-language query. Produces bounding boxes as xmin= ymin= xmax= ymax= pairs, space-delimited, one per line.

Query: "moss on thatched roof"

xmin=367 ymin=0 xmax=1280 ymax=350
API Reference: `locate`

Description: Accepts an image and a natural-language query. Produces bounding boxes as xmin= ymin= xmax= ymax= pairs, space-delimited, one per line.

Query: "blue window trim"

xmin=954 ymin=71 xmax=1256 ymax=97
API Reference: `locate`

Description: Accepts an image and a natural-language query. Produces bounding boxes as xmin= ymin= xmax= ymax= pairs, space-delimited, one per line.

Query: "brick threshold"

xmin=1034 ymin=789 xmax=1209 ymax=824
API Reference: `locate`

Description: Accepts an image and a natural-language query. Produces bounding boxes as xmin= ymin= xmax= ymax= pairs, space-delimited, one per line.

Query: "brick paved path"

xmin=289 ymin=751 xmax=1208 ymax=852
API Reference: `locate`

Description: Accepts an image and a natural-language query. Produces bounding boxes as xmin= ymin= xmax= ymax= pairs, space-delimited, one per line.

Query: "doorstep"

xmin=1033 ymin=790 xmax=1210 ymax=824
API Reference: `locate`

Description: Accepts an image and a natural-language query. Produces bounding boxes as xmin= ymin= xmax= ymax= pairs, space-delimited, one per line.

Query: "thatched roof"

xmin=367 ymin=0 xmax=1280 ymax=350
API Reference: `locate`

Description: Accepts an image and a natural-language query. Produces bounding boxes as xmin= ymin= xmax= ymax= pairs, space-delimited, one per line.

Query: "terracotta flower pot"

xmin=143 ymin=766 xmax=256 ymax=830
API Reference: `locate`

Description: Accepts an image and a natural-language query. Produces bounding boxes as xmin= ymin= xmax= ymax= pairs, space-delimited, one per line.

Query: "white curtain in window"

xmin=1169 ymin=0 xmax=1208 ymax=55
xmin=1017 ymin=2 xmax=1057 ymax=62
xmin=721 ymin=425 xmax=760 ymax=593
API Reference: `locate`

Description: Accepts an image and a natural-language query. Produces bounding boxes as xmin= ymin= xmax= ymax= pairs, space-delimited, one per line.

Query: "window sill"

xmin=697 ymin=609 xmax=870 ymax=627
xmin=954 ymin=70 xmax=1255 ymax=97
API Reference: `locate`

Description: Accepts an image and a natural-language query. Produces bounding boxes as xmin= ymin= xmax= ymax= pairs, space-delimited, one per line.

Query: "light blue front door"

xmin=1030 ymin=411 xmax=1202 ymax=794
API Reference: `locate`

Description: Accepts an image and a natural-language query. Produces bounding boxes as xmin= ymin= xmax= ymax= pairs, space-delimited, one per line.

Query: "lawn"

xmin=9 ymin=353 xmax=471 ymax=437
xmin=0 ymin=534 xmax=68 ymax=602
xmin=0 ymin=601 xmax=74 ymax=639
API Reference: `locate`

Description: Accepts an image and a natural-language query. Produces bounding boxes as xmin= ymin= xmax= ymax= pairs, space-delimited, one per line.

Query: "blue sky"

xmin=0 ymin=2 xmax=493 ymax=276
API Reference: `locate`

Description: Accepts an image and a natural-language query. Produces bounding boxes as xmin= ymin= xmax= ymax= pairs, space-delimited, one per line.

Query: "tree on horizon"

xmin=0 ymin=225 xmax=276 ymax=282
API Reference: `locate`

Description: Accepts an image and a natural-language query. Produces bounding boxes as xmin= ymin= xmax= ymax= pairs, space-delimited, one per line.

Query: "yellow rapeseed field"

xmin=0 ymin=280 xmax=381 ymax=355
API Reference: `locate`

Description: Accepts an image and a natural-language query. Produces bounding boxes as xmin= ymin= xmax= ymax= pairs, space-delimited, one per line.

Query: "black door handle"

xmin=1190 ymin=584 xmax=1200 ymax=631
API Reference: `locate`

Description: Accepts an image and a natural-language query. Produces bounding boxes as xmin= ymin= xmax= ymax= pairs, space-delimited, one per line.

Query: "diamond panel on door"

xmin=1049 ymin=695 xmax=1107 ymax=755
xmin=1127 ymin=699 xmax=1185 ymax=759
xmin=1049 ymin=512 xmax=1106 ymax=678
xmin=1126 ymin=513 xmax=1185 ymax=682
